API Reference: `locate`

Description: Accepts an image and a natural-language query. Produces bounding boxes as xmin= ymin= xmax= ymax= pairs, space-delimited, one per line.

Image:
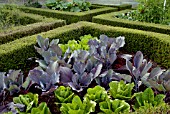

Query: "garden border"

xmin=0 ymin=12 xmax=66 ymax=44
xmin=18 ymin=5 xmax=118 ymax=24
xmin=92 ymin=4 xmax=132 ymax=10
xmin=0 ymin=21 xmax=169 ymax=71
xmin=92 ymin=10 xmax=170 ymax=35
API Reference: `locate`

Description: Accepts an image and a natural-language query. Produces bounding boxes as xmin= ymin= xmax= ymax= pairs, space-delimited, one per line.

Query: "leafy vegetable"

xmin=142 ymin=67 xmax=170 ymax=92
xmin=0 ymin=102 xmax=25 ymax=114
xmin=60 ymin=95 xmax=96 ymax=114
xmin=28 ymin=64 xmax=59 ymax=93
xmin=45 ymin=0 xmax=91 ymax=12
xmin=109 ymin=80 xmax=134 ymax=100
xmin=126 ymin=51 xmax=152 ymax=92
xmin=95 ymin=69 xmax=117 ymax=89
xmin=131 ymin=103 xmax=170 ymax=114
xmin=67 ymin=60 xmax=102 ymax=92
xmin=88 ymin=35 xmax=125 ymax=70
xmin=99 ymin=98 xmax=130 ymax=113
xmin=34 ymin=35 xmax=71 ymax=69
xmin=133 ymin=88 xmax=165 ymax=110
xmin=13 ymin=93 xmax=38 ymax=112
xmin=116 ymin=0 xmax=170 ymax=25
xmin=3 ymin=70 xmax=29 ymax=95
xmin=95 ymin=69 xmax=132 ymax=89
xmin=59 ymin=34 xmax=97 ymax=53
xmin=31 ymin=102 xmax=51 ymax=114
xmin=84 ymin=85 xmax=109 ymax=103
xmin=54 ymin=86 xmax=74 ymax=104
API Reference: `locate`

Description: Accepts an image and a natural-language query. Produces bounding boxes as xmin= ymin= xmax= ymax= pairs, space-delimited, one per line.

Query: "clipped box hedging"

xmin=92 ymin=4 xmax=132 ymax=10
xmin=92 ymin=10 xmax=170 ymax=35
xmin=0 ymin=21 xmax=169 ymax=71
xmin=0 ymin=12 xmax=66 ymax=44
xmin=19 ymin=6 xmax=118 ymax=24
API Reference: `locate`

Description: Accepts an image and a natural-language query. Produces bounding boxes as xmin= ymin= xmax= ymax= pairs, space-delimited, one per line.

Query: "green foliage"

xmin=84 ymin=86 xmax=109 ymax=103
xmin=31 ymin=102 xmax=51 ymax=114
xmin=131 ymin=103 xmax=170 ymax=114
xmin=99 ymin=98 xmax=130 ymax=113
xmin=59 ymin=34 xmax=97 ymax=53
xmin=60 ymin=95 xmax=96 ymax=114
xmin=54 ymin=86 xmax=75 ymax=103
xmin=0 ymin=5 xmax=21 ymax=30
xmin=25 ymin=0 xmax=42 ymax=8
xmin=13 ymin=93 xmax=39 ymax=112
xmin=116 ymin=0 xmax=170 ymax=25
xmin=45 ymin=0 xmax=91 ymax=12
xmin=133 ymin=88 xmax=165 ymax=110
xmin=109 ymin=80 xmax=134 ymax=100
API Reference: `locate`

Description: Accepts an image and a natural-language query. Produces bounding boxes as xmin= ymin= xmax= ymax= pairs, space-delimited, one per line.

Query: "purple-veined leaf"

xmin=60 ymin=66 xmax=73 ymax=83
xmin=149 ymin=67 xmax=162 ymax=79
xmin=133 ymin=51 xmax=143 ymax=69
xmin=126 ymin=60 xmax=133 ymax=73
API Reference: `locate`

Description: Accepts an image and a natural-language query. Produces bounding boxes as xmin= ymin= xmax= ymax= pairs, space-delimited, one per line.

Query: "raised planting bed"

xmin=18 ymin=5 xmax=118 ymax=24
xmin=0 ymin=21 xmax=170 ymax=72
xmin=0 ymin=11 xmax=66 ymax=45
xmin=92 ymin=10 xmax=170 ymax=35
xmin=1 ymin=32 xmax=170 ymax=113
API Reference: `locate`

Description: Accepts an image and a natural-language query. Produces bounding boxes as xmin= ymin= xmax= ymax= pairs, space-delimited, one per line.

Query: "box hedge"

xmin=0 ymin=21 xmax=169 ymax=71
xmin=19 ymin=6 xmax=118 ymax=24
xmin=92 ymin=4 xmax=132 ymax=10
xmin=92 ymin=10 xmax=170 ymax=35
xmin=0 ymin=12 xmax=66 ymax=44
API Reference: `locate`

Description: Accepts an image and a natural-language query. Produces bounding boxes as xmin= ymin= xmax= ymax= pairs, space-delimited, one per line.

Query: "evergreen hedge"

xmin=0 ymin=22 xmax=169 ymax=71
xmin=92 ymin=10 xmax=170 ymax=35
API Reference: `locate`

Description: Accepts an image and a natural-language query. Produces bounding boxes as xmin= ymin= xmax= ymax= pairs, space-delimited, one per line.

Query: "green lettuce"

xmin=13 ymin=93 xmax=38 ymax=113
xmin=31 ymin=102 xmax=51 ymax=114
xmin=99 ymin=98 xmax=130 ymax=113
xmin=133 ymin=88 xmax=165 ymax=110
xmin=84 ymin=85 xmax=109 ymax=103
xmin=60 ymin=96 xmax=96 ymax=114
xmin=109 ymin=80 xmax=134 ymax=100
xmin=54 ymin=86 xmax=74 ymax=104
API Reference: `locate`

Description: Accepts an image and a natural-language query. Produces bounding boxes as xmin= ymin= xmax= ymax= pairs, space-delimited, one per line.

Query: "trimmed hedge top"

xmin=92 ymin=10 xmax=170 ymax=35
xmin=0 ymin=21 xmax=169 ymax=71
xmin=19 ymin=6 xmax=118 ymax=24
xmin=0 ymin=11 xmax=66 ymax=44
xmin=92 ymin=4 xmax=132 ymax=10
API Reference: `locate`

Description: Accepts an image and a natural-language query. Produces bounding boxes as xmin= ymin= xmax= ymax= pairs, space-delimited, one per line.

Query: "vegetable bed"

xmin=0 ymin=27 xmax=170 ymax=114
xmin=0 ymin=11 xmax=66 ymax=45
xmin=0 ymin=21 xmax=170 ymax=71
xmin=92 ymin=10 xmax=170 ymax=35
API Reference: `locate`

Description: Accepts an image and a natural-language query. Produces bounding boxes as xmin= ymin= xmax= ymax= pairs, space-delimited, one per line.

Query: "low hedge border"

xmin=0 ymin=12 xmax=66 ymax=45
xmin=19 ymin=6 xmax=118 ymax=24
xmin=92 ymin=10 xmax=170 ymax=35
xmin=92 ymin=4 xmax=132 ymax=10
xmin=0 ymin=21 xmax=169 ymax=71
